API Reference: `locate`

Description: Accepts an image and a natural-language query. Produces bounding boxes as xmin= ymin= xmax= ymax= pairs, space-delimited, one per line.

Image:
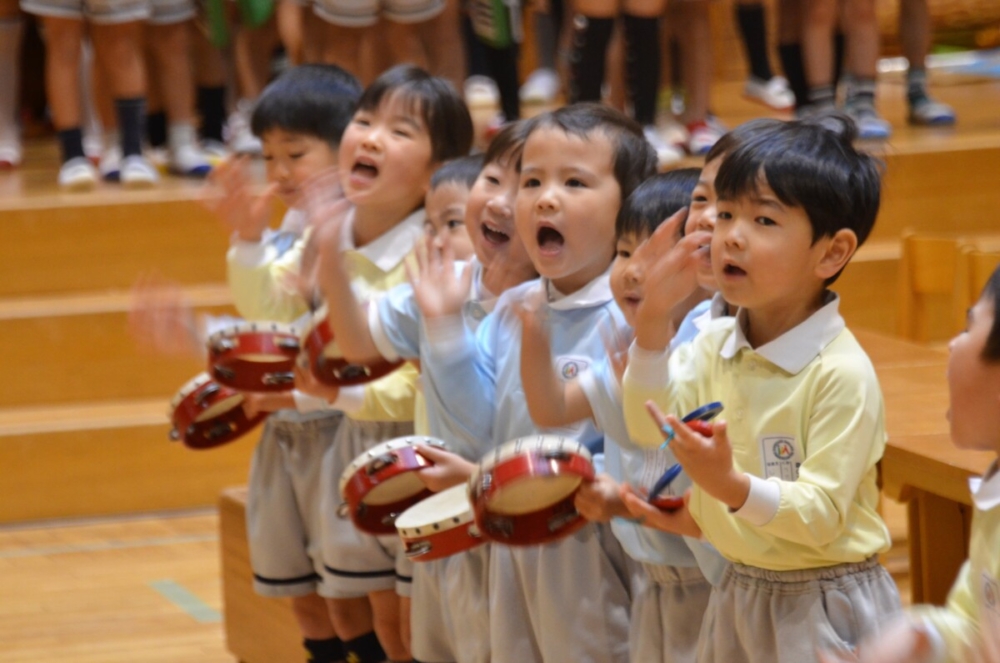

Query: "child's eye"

xmin=392 ymin=128 xmax=412 ymax=138
xmin=691 ymin=195 xmax=708 ymax=205
xmin=262 ymin=154 xmax=274 ymax=161
xmin=755 ymin=216 xmax=777 ymax=226
xmin=485 ymin=176 xmax=500 ymax=186
xmin=566 ymin=178 xmax=586 ymax=188
xmin=616 ymin=249 xmax=631 ymax=259
xmin=522 ymin=178 xmax=540 ymax=188
xmin=446 ymin=219 xmax=464 ymax=230
xmin=289 ymin=153 xmax=304 ymax=160
xmin=717 ymin=211 xmax=732 ymax=220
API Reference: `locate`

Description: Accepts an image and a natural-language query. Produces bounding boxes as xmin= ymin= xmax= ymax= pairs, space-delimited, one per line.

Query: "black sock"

xmin=146 ymin=111 xmax=167 ymax=148
xmin=569 ymin=15 xmax=613 ymax=103
xmin=735 ymin=3 xmax=772 ymax=81
xmin=196 ymin=85 xmax=226 ymax=143
xmin=484 ymin=42 xmax=521 ymax=120
xmin=623 ymin=14 xmax=659 ymax=126
xmin=833 ymin=32 xmax=846 ymax=87
xmin=304 ymin=637 xmax=345 ymax=663
xmin=343 ymin=631 xmax=385 ymax=663
xmin=57 ymin=127 xmax=86 ymax=163
xmin=778 ymin=42 xmax=809 ymax=110
xmin=115 ymin=97 xmax=146 ymax=158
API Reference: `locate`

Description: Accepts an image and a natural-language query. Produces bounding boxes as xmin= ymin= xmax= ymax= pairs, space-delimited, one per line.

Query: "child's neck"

xmin=480 ymin=260 xmax=537 ymax=297
xmin=352 ymin=197 xmax=422 ymax=248
xmin=742 ymin=291 xmax=828 ymax=348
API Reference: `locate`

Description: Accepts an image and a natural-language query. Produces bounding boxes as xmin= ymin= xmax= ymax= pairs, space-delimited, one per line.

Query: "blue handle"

xmin=648 ymin=463 xmax=683 ymax=501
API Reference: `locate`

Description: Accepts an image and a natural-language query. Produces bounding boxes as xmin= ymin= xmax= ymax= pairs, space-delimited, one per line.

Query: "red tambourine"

xmin=301 ymin=304 xmax=404 ymax=387
xmin=207 ymin=321 xmax=300 ymax=392
xmin=169 ymin=373 xmax=267 ymax=449
xmin=394 ymin=483 xmax=484 ymax=562
xmin=339 ymin=436 xmax=446 ymax=535
xmin=469 ymin=435 xmax=595 ymax=546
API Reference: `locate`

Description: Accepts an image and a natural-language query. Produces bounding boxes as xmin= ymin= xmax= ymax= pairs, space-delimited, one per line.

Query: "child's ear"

xmin=815 ymin=229 xmax=858 ymax=281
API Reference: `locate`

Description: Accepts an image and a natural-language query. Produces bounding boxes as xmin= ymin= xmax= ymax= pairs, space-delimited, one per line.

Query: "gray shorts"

xmin=320 ymin=417 xmax=414 ymax=598
xmin=489 ymin=522 xmax=633 ymax=663
xmin=20 ymin=0 xmax=150 ymax=23
xmin=311 ymin=0 xmax=444 ymax=28
xmin=148 ymin=0 xmax=195 ymax=24
xmin=246 ymin=410 xmax=349 ymax=599
xmin=696 ymin=556 xmax=902 ymax=663
xmin=630 ymin=564 xmax=712 ymax=663
xmin=411 ymin=545 xmax=491 ymax=663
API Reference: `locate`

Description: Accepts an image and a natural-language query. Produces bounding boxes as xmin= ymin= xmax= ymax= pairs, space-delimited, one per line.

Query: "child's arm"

xmin=574 ymin=474 xmax=630 ymax=523
xmin=517 ymin=303 xmax=594 ymax=428
xmin=413 ymin=443 xmax=478 ymax=493
xmin=205 ymin=156 xmax=278 ymax=244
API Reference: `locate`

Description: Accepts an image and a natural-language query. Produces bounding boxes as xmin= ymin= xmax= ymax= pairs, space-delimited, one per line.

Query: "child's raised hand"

xmin=600 ymin=319 xmax=632 ymax=385
xmin=632 ymin=208 xmax=711 ymax=350
xmin=408 ymin=233 xmax=472 ymax=320
xmin=204 ymin=156 xmax=277 ymax=242
xmin=414 ymin=444 xmax=478 ymax=492
xmin=574 ymin=474 xmax=628 ymax=522
xmin=646 ymin=401 xmax=751 ymax=512
xmin=619 ymin=483 xmax=702 ymax=537
xmin=128 ymin=272 xmax=203 ymax=358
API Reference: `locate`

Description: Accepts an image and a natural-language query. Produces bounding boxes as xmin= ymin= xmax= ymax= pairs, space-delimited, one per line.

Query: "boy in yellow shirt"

xmin=621 ymin=117 xmax=901 ymax=661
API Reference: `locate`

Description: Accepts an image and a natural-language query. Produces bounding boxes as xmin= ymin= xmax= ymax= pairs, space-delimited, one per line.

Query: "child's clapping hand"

xmin=205 ymin=156 xmax=278 ymax=243
xmin=574 ymin=474 xmax=629 ymax=523
xmin=408 ymin=232 xmax=472 ymax=320
xmin=128 ymin=272 xmax=203 ymax=358
xmin=619 ymin=483 xmax=702 ymax=537
xmin=646 ymin=400 xmax=751 ymax=512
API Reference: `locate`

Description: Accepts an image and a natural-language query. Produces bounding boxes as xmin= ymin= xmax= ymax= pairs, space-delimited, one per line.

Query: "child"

xmin=314 ymin=121 xmax=537 ymax=663
xmin=820 ymin=267 xmax=1000 ymax=663
xmin=518 ymin=168 xmax=729 ymax=663
xmin=622 ymin=117 xmax=901 ymax=661
xmin=422 ymin=154 xmax=484 ymax=262
xmin=237 ymin=65 xmax=473 ymax=663
xmin=415 ymin=103 xmax=657 ymax=663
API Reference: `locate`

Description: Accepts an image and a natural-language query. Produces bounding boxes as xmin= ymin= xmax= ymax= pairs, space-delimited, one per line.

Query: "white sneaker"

xmin=464 ymin=75 xmax=500 ymax=109
xmin=201 ymin=139 xmax=229 ymax=163
xmin=744 ymin=76 xmax=795 ymax=111
xmin=845 ymin=103 xmax=892 ymax=140
xmin=58 ymin=157 xmax=98 ymax=191
xmin=120 ymin=154 xmax=159 ymax=188
xmin=226 ymin=100 xmax=262 ymax=155
xmin=519 ymin=68 xmax=560 ymax=105
xmin=99 ymin=144 xmax=122 ymax=182
xmin=170 ymin=143 xmax=213 ymax=178
xmin=0 ymin=138 xmax=21 ymax=168
xmin=908 ymin=97 xmax=956 ymax=126
xmin=686 ymin=119 xmax=725 ymax=156
xmin=643 ymin=125 xmax=685 ymax=169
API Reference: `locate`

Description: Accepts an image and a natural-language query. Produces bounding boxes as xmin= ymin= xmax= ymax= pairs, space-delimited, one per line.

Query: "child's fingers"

xmin=645 ymin=400 xmax=673 ymax=442
xmin=412 ymin=442 xmax=456 ymax=464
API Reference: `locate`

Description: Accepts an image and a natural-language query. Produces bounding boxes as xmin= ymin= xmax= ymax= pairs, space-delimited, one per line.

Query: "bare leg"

xmin=416 ymin=0 xmax=463 ymax=89
xmin=292 ymin=594 xmax=339 ymax=640
xmin=899 ymin=0 xmax=955 ymax=124
xmin=276 ymin=0 xmax=304 ymax=64
xmin=368 ymin=589 xmax=409 ymax=661
xmin=317 ymin=21 xmax=367 ymax=82
xmin=801 ymin=0 xmax=836 ymax=110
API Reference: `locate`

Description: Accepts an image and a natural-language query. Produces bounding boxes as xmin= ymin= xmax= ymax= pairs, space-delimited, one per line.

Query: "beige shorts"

xmin=21 ymin=0 xmax=150 ymax=23
xmin=311 ymin=0 xmax=444 ymax=28
xmin=630 ymin=563 xmax=713 ymax=663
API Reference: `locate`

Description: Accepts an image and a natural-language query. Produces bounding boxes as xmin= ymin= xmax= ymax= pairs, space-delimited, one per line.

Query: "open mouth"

xmin=351 ymin=157 xmax=379 ymax=180
xmin=481 ymin=220 xmax=510 ymax=245
xmin=537 ymin=225 xmax=565 ymax=253
xmin=723 ymin=263 xmax=747 ymax=277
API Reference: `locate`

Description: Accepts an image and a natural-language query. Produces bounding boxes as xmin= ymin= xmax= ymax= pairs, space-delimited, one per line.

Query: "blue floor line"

xmin=149 ymin=579 xmax=222 ymax=623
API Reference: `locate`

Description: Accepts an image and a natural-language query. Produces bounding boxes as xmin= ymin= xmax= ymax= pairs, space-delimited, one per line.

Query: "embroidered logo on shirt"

xmin=984 ymin=572 xmax=1000 ymax=614
xmin=556 ymin=356 xmax=590 ymax=381
xmin=759 ymin=435 xmax=803 ymax=481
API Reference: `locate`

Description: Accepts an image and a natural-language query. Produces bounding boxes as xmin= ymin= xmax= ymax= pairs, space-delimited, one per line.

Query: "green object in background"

xmin=238 ymin=0 xmax=274 ymax=29
xmin=203 ymin=0 xmax=274 ymax=48
xmin=469 ymin=0 xmax=514 ymax=49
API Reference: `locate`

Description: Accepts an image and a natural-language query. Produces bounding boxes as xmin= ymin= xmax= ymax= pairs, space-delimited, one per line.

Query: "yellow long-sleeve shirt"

xmin=227 ymin=209 xmax=425 ymax=423
xmin=915 ymin=461 xmax=1000 ymax=662
xmin=622 ymin=294 xmax=892 ymax=571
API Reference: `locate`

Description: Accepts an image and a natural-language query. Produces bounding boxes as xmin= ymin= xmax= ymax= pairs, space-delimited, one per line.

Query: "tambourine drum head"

xmin=364 ymin=473 xmax=428 ymax=506
xmin=237 ymin=354 xmax=291 ymax=363
xmin=194 ymin=394 xmax=245 ymax=422
xmin=396 ymin=485 xmax=470 ymax=529
xmin=486 ymin=475 xmax=584 ymax=516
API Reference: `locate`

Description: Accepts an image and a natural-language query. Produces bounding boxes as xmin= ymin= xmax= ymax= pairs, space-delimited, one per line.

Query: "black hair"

xmin=519 ymin=103 xmax=657 ymax=201
xmin=430 ymin=155 xmax=485 ymax=191
xmin=250 ymin=64 xmax=362 ymax=147
xmin=483 ymin=120 xmax=530 ymax=168
xmin=704 ymin=118 xmax=786 ymax=165
xmin=714 ymin=115 xmax=882 ymax=284
xmin=356 ymin=64 xmax=473 ymax=163
xmin=981 ymin=267 xmax=1000 ymax=361
xmin=617 ymin=168 xmax=701 ymax=240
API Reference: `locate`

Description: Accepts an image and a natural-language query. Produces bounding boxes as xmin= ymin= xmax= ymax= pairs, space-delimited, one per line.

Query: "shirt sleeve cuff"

xmin=330 ymin=385 xmax=366 ymax=415
xmin=916 ymin=618 xmax=947 ymax=663
xmin=293 ymin=390 xmax=335 ymax=413
xmin=732 ymin=474 xmax=780 ymax=526
xmin=368 ymin=297 xmax=402 ymax=363
xmin=228 ymin=237 xmax=278 ymax=268
xmin=424 ymin=314 xmax=469 ymax=360
xmin=625 ymin=341 xmax=671 ymax=389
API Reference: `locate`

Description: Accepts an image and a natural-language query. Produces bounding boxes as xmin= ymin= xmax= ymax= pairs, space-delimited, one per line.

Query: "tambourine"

xmin=395 ymin=483 xmax=484 ymax=562
xmin=207 ymin=321 xmax=300 ymax=391
xmin=469 ymin=435 xmax=594 ymax=546
xmin=648 ymin=402 xmax=724 ymax=510
xmin=339 ymin=436 xmax=445 ymax=535
xmin=169 ymin=372 xmax=267 ymax=449
xmin=301 ymin=304 xmax=404 ymax=387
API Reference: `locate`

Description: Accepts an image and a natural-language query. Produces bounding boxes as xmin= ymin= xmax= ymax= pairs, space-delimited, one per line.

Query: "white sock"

xmin=0 ymin=18 xmax=25 ymax=145
xmin=168 ymin=122 xmax=198 ymax=153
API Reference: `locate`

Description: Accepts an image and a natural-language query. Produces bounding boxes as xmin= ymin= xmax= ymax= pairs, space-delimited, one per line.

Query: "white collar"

xmin=970 ymin=461 xmax=1000 ymax=511
xmin=279 ymin=207 xmax=309 ymax=235
xmin=693 ymin=292 xmax=730 ymax=332
xmin=543 ymin=268 xmax=615 ymax=311
xmin=720 ymin=291 xmax=845 ymax=375
xmin=340 ymin=207 xmax=425 ymax=272
xmin=469 ymin=258 xmax=499 ymax=314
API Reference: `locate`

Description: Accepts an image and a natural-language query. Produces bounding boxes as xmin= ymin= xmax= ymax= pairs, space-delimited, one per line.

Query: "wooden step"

xmin=0 ymin=400 xmax=259 ymax=524
xmin=0 ymin=286 xmax=235 ymax=407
